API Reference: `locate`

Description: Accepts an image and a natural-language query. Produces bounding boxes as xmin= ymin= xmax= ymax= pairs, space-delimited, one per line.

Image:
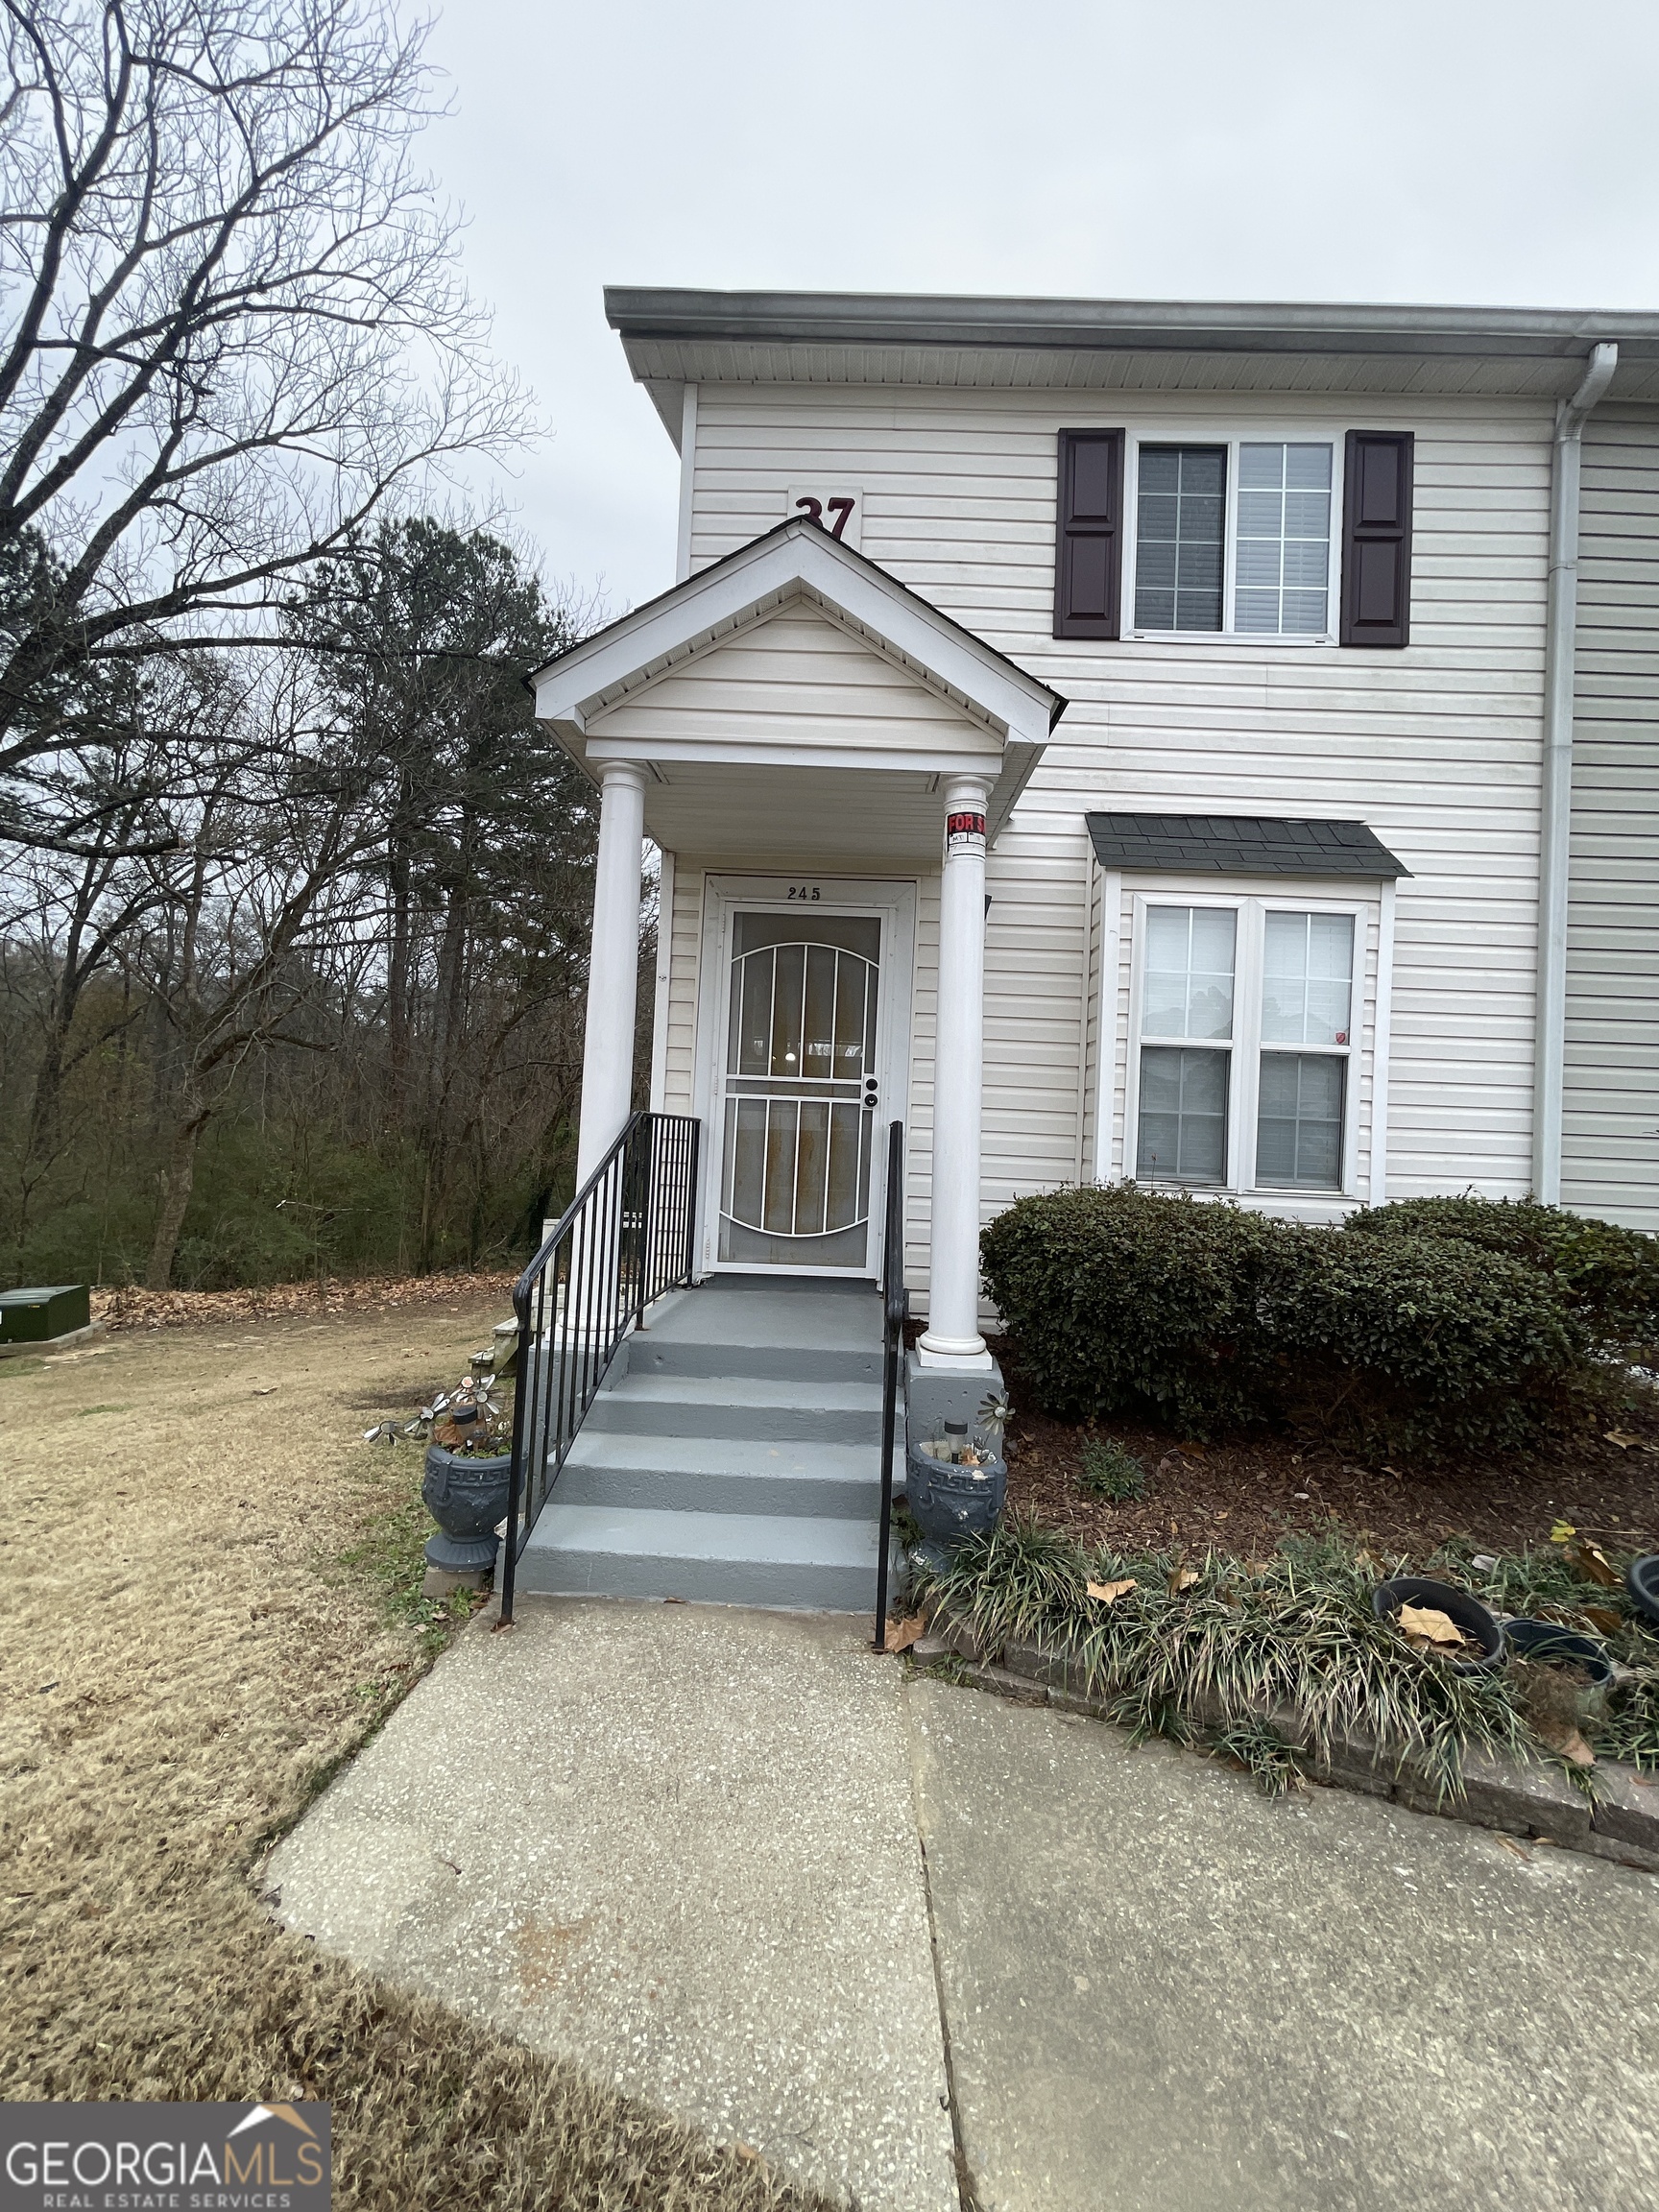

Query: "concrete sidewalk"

xmin=909 ymin=1680 xmax=1659 ymax=2212
xmin=265 ymin=1600 xmax=958 ymax=2212
xmin=267 ymin=1600 xmax=1659 ymax=2212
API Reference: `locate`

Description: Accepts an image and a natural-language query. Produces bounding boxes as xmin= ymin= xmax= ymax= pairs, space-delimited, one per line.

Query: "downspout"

xmin=1533 ymin=341 xmax=1618 ymax=1203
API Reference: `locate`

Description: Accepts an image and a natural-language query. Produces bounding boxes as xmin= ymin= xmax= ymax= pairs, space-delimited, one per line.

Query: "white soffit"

xmin=609 ymin=290 xmax=1659 ymax=424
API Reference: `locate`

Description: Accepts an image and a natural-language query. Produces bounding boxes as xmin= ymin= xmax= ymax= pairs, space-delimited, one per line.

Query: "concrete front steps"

xmin=516 ymin=1276 xmax=893 ymax=1612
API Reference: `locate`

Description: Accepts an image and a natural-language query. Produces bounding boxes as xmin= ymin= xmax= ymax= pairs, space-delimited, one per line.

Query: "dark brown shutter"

xmin=1339 ymin=431 xmax=1414 ymax=647
xmin=1054 ymin=429 xmax=1125 ymax=639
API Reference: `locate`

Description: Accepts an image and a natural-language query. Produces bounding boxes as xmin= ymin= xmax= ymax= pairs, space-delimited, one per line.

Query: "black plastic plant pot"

xmin=1503 ymin=1618 xmax=1615 ymax=1686
xmin=422 ymin=1444 xmax=511 ymax=1573
xmin=907 ymin=1443 xmax=1007 ymax=1554
xmin=1627 ymin=1554 xmax=1659 ymax=1626
xmin=1371 ymin=1575 xmax=1505 ymax=1674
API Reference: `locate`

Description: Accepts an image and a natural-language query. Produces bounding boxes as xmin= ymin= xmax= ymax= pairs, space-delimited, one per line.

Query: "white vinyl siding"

xmin=587 ymin=600 xmax=1001 ymax=761
xmin=673 ymin=381 xmax=1551 ymax=1284
xmin=1563 ymin=407 xmax=1659 ymax=1230
xmin=659 ymin=857 xmax=706 ymax=1120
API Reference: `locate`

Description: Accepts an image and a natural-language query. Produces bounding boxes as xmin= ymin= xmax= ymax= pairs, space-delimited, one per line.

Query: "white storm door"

xmin=701 ymin=879 xmax=914 ymax=1277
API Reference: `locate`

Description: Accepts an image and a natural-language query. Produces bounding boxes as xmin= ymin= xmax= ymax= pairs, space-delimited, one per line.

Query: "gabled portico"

xmin=532 ymin=515 xmax=1065 ymax=1371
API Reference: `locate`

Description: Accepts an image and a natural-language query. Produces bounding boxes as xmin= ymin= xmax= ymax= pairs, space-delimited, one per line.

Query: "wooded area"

xmin=0 ymin=2 xmax=631 ymax=1289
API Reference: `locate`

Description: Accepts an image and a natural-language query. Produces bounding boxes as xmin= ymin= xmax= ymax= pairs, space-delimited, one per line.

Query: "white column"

xmin=576 ymin=761 xmax=647 ymax=1184
xmin=918 ymin=776 xmax=994 ymax=1370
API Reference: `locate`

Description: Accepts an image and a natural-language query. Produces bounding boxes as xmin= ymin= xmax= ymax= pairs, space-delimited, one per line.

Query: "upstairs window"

xmin=1060 ymin=427 xmax=1410 ymax=644
xmin=1134 ymin=446 xmax=1226 ymax=633
xmin=1235 ymin=443 xmax=1334 ymax=636
xmin=1133 ymin=438 xmax=1334 ymax=637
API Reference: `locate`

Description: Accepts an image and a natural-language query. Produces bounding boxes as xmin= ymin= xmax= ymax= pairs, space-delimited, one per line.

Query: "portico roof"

xmin=531 ymin=517 xmax=1066 ymax=860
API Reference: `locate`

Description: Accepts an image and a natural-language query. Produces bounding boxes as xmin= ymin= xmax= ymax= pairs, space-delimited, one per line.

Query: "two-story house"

xmin=513 ymin=289 xmax=1658 ymax=1611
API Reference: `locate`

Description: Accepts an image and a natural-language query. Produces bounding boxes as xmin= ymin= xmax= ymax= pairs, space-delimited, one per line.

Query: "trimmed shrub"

xmin=980 ymin=1183 xmax=1587 ymax=1458
xmin=1078 ymin=1437 xmax=1146 ymax=1502
xmin=1253 ymin=1222 xmax=1581 ymax=1457
xmin=1344 ymin=1195 xmax=1659 ymax=1352
xmin=979 ymin=1183 xmax=1282 ymax=1435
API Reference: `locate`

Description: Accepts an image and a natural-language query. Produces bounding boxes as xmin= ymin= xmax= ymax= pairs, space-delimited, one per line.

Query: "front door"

xmin=704 ymin=880 xmax=914 ymax=1275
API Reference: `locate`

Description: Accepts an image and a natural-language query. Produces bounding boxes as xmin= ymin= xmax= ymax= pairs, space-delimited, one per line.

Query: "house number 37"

xmin=794 ymin=495 xmax=855 ymax=538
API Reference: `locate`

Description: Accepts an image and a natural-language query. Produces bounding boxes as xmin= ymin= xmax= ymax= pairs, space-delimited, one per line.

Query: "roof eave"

xmin=606 ymin=286 xmax=1659 ymax=365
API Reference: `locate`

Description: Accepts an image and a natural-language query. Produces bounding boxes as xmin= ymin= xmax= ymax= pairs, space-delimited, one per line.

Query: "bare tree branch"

xmin=0 ymin=0 xmax=536 ymax=854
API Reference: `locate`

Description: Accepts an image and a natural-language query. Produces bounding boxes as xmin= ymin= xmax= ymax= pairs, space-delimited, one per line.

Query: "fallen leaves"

xmin=1510 ymin=1656 xmax=1600 ymax=1769
xmin=1565 ymin=1538 xmax=1622 ymax=1590
xmin=93 ymin=1269 xmax=517 ymax=1334
xmin=1167 ymin=1568 xmax=1201 ymax=1596
xmin=1398 ymin=1602 xmax=1464 ymax=1647
xmin=1603 ymin=1430 xmax=1642 ymax=1451
xmin=883 ymin=1614 xmax=926 ymax=1653
xmin=1086 ymin=1577 xmax=1137 ymax=1606
xmin=1583 ymin=1605 xmax=1624 ymax=1637
xmin=1535 ymin=1719 xmax=1597 ymax=1767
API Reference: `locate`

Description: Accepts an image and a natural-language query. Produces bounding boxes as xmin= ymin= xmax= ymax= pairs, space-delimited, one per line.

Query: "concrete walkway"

xmin=267 ymin=1601 xmax=1659 ymax=2212
xmin=267 ymin=1601 xmax=958 ymax=2212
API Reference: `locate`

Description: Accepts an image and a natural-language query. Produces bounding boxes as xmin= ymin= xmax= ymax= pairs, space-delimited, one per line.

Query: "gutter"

xmin=605 ymin=285 xmax=1659 ymax=365
xmin=1534 ymin=342 xmax=1619 ymax=1204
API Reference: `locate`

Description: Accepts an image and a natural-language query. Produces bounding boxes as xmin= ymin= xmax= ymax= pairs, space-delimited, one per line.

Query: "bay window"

xmin=1131 ymin=897 xmax=1358 ymax=1195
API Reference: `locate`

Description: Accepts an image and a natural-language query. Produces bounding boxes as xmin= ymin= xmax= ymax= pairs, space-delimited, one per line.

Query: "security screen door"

xmin=717 ymin=910 xmax=882 ymax=1269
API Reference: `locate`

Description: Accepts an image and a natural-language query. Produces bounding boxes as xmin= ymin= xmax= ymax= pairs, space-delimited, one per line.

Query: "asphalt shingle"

xmin=1084 ymin=812 xmax=1409 ymax=878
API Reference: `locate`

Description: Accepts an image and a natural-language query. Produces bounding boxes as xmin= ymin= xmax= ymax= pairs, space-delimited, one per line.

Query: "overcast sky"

xmin=418 ymin=0 xmax=1659 ymax=614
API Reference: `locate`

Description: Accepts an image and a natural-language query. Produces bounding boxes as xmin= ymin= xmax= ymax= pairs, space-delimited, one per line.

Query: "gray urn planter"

xmin=422 ymin=1445 xmax=512 ymax=1574
xmin=906 ymin=1440 xmax=1006 ymax=1575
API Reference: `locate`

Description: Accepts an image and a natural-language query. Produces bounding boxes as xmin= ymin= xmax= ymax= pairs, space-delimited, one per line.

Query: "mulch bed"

xmin=988 ymin=1341 xmax=1659 ymax=1565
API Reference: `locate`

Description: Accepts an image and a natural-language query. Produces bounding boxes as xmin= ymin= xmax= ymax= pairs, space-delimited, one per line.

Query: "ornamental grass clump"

xmin=1429 ymin=1537 xmax=1659 ymax=1768
xmin=917 ymin=1515 xmax=1529 ymax=1802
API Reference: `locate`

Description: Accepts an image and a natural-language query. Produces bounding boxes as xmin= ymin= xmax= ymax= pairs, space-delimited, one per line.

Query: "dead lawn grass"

xmin=0 ymin=1299 xmax=828 ymax=2211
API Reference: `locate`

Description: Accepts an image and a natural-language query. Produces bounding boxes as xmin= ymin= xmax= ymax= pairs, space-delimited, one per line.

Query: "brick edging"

xmin=909 ymin=1621 xmax=1659 ymax=1873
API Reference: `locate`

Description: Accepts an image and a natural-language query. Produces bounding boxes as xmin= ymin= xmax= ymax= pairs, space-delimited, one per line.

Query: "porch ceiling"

xmin=636 ymin=759 xmax=994 ymax=864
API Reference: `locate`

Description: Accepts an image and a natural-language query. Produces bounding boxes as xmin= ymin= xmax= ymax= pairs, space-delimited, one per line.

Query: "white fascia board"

xmin=533 ymin=524 xmax=1060 ymax=752
xmin=986 ymin=741 xmax=1044 ymax=841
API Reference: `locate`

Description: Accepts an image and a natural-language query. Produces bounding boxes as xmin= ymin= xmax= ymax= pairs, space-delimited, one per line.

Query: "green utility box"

xmin=0 ymin=1285 xmax=91 ymax=1345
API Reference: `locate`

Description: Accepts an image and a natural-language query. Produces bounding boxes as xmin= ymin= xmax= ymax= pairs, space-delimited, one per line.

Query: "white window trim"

xmin=1120 ymin=427 xmax=1345 ymax=644
xmin=1123 ymin=889 xmax=1368 ymax=1203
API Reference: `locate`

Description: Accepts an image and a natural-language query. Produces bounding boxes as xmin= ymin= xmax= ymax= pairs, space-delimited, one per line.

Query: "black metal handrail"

xmin=872 ymin=1118 xmax=906 ymax=1650
xmin=498 ymin=1109 xmax=701 ymax=1623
